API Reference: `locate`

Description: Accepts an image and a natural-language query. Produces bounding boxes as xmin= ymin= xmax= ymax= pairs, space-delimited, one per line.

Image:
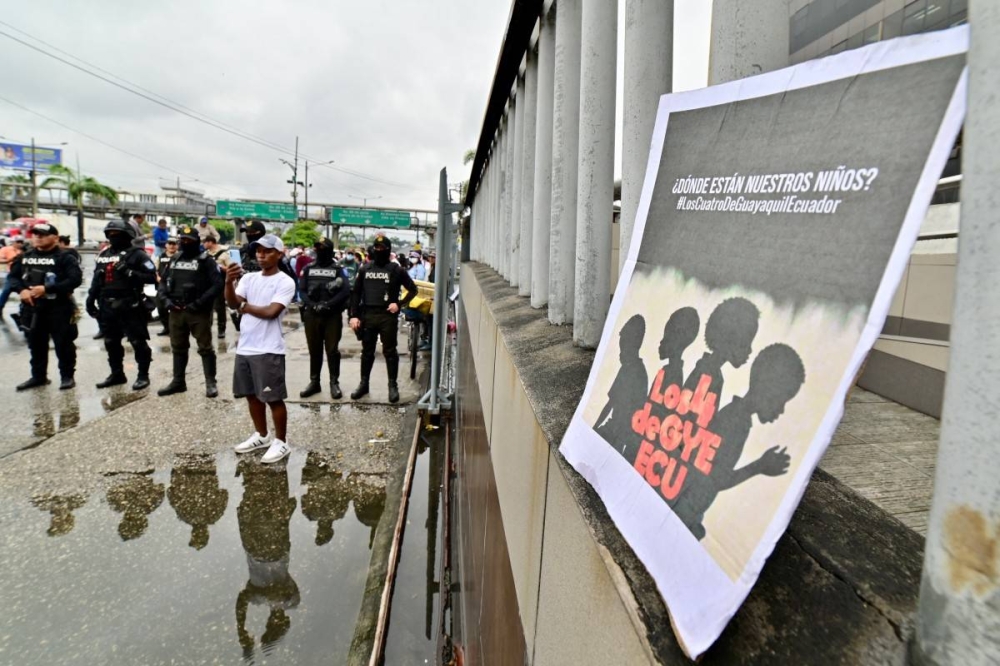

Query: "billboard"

xmin=559 ymin=27 xmax=968 ymax=657
xmin=329 ymin=207 xmax=411 ymax=228
xmin=215 ymin=200 xmax=298 ymax=221
xmin=0 ymin=142 xmax=63 ymax=172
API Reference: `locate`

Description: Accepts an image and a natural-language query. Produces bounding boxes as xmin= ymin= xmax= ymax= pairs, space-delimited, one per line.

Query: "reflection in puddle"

xmin=236 ymin=459 xmax=300 ymax=658
xmin=32 ymin=493 xmax=87 ymax=537
xmin=167 ymin=454 xmax=228 ymax=550
xmin=301 ymin=452 xmax=350 ymax=545
xmin=4 ymin=451 xmax=392 ymax=664
xmin=29 ymin=389 xmax=82 ymax=438
xmin=107 ymin=474 xmax=165 ymax=541
xmin=101 ymin=387 xmax=146 ymax=412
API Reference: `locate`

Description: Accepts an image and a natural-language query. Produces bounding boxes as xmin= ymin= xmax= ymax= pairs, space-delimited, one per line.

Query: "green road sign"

xmin=216 ymin=200 xmax=298 ymax=221
xmin=329 ymin=207 xmax=411 ymax=228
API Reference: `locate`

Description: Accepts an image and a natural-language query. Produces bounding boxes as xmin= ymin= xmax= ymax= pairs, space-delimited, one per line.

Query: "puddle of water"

xmin=0 ymin=450 xmax=387 ymax=665
xmin=384 ymin=429 xmax=445 ymax=663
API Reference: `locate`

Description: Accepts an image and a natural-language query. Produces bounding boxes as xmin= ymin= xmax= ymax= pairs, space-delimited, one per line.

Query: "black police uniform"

xmin=155 ymin=248 xmax=176 ymax=335
xmin=158 ymin=230 xmax=224 ymax=397
xmin=87 ymin=226 xmax=157 ymax=390
xmin=10 ymin=241 xmax=83 ymax=389
xmin=348 ymin=241 xmax=416 ymax=403
xmin=299 ymin=250 xmax=351 ymax=398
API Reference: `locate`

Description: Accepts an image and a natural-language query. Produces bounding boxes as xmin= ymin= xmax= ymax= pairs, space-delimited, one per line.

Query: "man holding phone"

xmin=225 ymin=234 xmax=296 ymax=464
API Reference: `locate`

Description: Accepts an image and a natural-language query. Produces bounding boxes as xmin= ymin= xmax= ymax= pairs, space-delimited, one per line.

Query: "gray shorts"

xmin=233 ymin=353 xmax=287 ymax=402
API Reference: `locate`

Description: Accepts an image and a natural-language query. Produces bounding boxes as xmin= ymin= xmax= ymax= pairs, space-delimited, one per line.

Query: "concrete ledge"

xmin=467 ymin=262 xmax=925 ymax=664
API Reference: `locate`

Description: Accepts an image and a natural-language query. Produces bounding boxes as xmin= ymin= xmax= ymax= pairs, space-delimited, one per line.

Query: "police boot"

xmin=16 ymin=377 xmax=50 ymax=391
xmin=300 ymin=377 xmax=322 ymax=398
xmin=351 ymin=355 xmax=374 ymax=400
xmin=132 ymin=362 xmax=151 ymax=391
xmin=386 ymin=354 xmax=400 ymax=404
xmin=157 ymin=352 xmax=188 ymax=396
xmin=96 ymin=371 xmax=128 ymax=389
xmin=329 ymin=355 xmax=342 ymax=400
xmin=202 ymin=354 xmax=218 ymax=398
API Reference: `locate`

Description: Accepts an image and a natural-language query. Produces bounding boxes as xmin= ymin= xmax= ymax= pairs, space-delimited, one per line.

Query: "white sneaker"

xmin=261 ymin=439 xmax=291 ymax=464
xmin=234 ymin=431 xmax=271 ymax=453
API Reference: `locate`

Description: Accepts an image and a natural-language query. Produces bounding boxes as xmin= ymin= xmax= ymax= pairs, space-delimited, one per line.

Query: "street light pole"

xmin=348 ymin=194 xmax=382 ymax=244
xmin=293 ymin=135 xmax=299 ymax=212
xmin=31 ymin=137 xmax=37 ymax=217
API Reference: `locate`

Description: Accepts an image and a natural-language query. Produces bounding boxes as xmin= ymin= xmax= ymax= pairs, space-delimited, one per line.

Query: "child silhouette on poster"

xmin=669 ymin=343 xmax=805 ymax=540
xmin=595 ymin=314 xmax=648 ymax=458
xmin=683 ymin=297 xmax=760 ymax=398
xmin=640 ymin=307 xmax=701 ymax=464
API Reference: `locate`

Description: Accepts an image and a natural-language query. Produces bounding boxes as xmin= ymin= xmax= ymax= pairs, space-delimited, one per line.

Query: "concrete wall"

xmin=455 ymin=265 xmax=650 ymax=665
xmin=860 ymin=249 xmax=956 ymax=417
xmin=455 ymin=262 xmax=929 ymax=665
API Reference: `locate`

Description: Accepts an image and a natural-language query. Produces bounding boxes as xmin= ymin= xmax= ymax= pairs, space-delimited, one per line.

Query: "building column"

xmin=511 ymin=76 xmax=526 ymax=289
xmin=573 ymin=0 xmax=617 ymax=348
xmin=519 ymin=47 xmax=539 ymax=296
xmin=504 ymin=98 xmax=517 ymax=283
xmin=548 ymin=0 xmax=582 ymax=325
xmin=914 ymin=3 xmax=1000 ymax=664
xmin=708 ymin=0 xmax=789 ymax=85
xmin=531 ymin=5 xmax=557 ymax=308
xmin=620 ymin=0 xmax=672 ymax=275
xmin=499 ymin=111 xmax=512 ymax=282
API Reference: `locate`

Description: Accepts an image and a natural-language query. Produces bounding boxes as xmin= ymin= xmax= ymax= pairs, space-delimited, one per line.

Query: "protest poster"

xmin=559 ymin=26 xmax=968 ymax=658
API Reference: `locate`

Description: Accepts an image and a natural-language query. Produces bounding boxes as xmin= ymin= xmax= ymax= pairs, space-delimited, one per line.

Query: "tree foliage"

xmin=1 ymin=174 xmax=32 ymax=199
xmin=42 ymin=165 xmax=119 ymax=210
xmin=281 ymin=220 xmax=321 ymax=248
xmin=210 ymin=219 xmax=235 ymax=243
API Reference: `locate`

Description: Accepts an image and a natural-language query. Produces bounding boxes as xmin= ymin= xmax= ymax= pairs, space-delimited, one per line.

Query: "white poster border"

xmin=559 ymin=25 xmax=969 ymax=658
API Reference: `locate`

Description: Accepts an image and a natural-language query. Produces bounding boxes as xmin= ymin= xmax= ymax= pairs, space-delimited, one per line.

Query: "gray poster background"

xmin=637 ymin=55 xmax=965 ymax=310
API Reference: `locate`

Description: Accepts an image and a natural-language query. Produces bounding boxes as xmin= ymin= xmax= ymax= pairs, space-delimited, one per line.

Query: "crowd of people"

xmin=5 ymin=214 xmax=429 ymax=465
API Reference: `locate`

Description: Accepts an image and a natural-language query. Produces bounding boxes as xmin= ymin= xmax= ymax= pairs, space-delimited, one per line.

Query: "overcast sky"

xmin=0 ymin=1 xmax=710 ymax=212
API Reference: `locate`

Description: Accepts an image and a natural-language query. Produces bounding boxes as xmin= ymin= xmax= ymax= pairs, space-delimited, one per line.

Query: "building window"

xmin=902 ymin=0 xmax=926 ymax=35
xmin=883 ymin=8 xmax=905 ymax=40
xmin=863 ymin=22 xmax=880 ymax=45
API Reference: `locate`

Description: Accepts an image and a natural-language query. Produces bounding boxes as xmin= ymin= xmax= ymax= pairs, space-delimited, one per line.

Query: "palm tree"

xmin=42 ymin=164 xmax=119 ymax=244
xmin=460 ymin=148 xmax=475 ymax=201
xmin=1 ymin=174 xmax=32 ymax=200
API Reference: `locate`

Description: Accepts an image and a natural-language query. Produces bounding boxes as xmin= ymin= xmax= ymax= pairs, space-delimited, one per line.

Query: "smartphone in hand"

xmin=229 ymin=248 xmax=242 ymax=264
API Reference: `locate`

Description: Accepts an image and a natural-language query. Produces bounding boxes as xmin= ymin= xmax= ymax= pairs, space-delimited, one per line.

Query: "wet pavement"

xmin=0 ymin=255 xmax=434 ymax=664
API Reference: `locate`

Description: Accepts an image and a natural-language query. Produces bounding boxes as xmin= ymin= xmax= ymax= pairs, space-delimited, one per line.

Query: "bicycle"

xmin=403 ymin=307 xmax=426 ymax=379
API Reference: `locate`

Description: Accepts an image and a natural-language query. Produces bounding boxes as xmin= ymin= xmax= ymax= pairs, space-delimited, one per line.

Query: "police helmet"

xmin=104 ymin=218 xmax=138 ymax=239
xmin=178 ymin=225 xmax=200 ymax=242
xmin=372 ymin=234 xmax=391 ymax=250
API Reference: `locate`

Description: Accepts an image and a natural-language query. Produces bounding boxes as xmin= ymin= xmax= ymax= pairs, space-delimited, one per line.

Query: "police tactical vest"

xmin=362 ymin=265 xmax=394 ymax=307
xmin=306 ymin=265 xmax=342 ymax=294
xmin=21 ymin=253 xmax=59 ymax=287
xmin=157 ymin=254 xmax=174 ymax=279
xmin=95 ymin=248 xmax=137 ymax=296
xmin=167 ymin=253 xmax=208 ymax=302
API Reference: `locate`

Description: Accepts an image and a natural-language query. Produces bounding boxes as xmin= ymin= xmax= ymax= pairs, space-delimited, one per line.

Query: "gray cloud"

xmin=0 ymin=0 xmax=510 ymax=209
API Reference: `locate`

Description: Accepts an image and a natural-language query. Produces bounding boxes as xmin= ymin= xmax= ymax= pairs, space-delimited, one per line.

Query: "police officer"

xmin=155 ymin=237 xmax=178 ymax=336
xmin=157 ymin=225 xmax=224 ymax=398
xmin=348 ymin=234 xmax=417 ymax=404
xmin=11 ymin=223 xmax=83 ymax=391
xmin=299 ymin=238 xmax=351 ymax=399
xmin=239 ymin=219 xmax=295 ymax=279
xmin=87 ymin=217 xmax=157 ymax=391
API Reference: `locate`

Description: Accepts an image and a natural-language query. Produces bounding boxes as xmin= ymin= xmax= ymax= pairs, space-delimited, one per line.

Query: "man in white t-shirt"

xmin=224 ymin=234 xmax=297 ymax=464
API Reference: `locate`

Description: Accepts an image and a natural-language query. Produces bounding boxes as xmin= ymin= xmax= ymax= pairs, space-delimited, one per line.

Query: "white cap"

xmin=248 ymin=233 xmax=285 ymax=252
